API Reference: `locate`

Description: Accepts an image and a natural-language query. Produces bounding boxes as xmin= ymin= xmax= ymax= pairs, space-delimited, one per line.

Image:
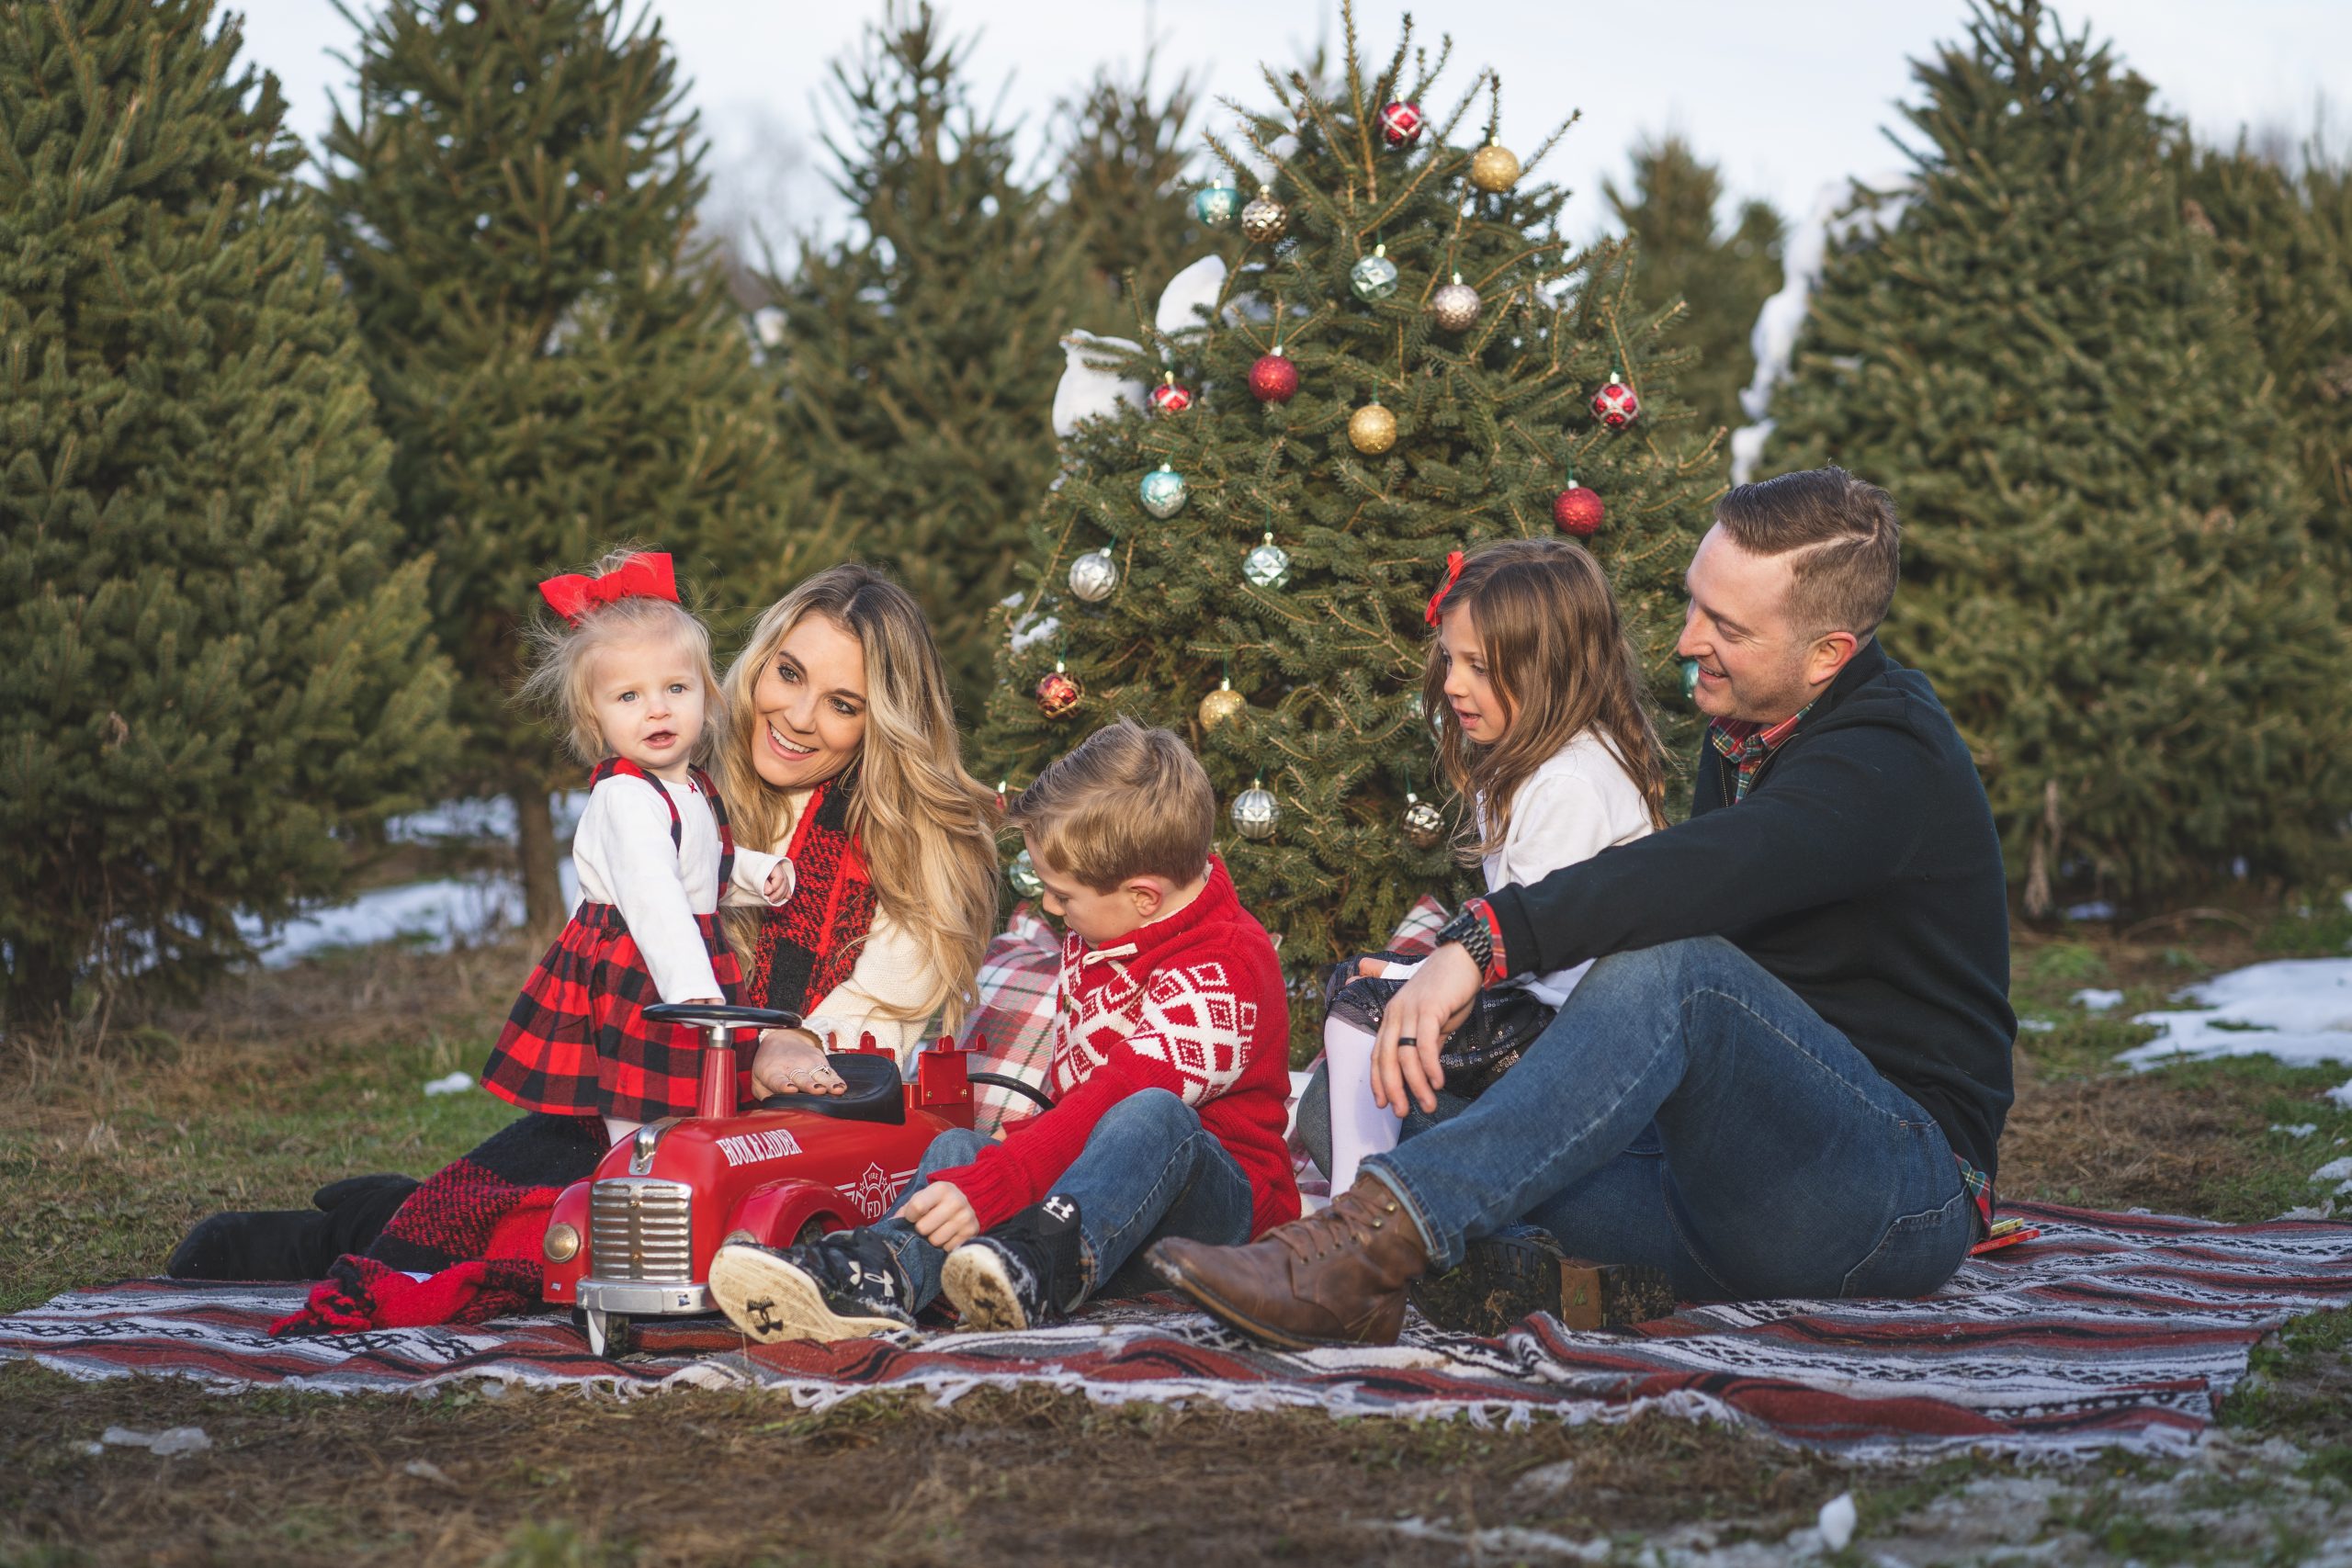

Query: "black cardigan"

xmin=1481 ymin=641 xmax=2018 ymax=1179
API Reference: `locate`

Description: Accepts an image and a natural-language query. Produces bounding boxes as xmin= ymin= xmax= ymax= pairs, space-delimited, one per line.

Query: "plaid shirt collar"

xmin=1709 ymin=703 xmax=1815 ymax=800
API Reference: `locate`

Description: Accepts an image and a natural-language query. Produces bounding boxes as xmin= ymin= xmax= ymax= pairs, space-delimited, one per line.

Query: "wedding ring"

xmin=1399 ymin=1036 xmax=1418 ymax=1049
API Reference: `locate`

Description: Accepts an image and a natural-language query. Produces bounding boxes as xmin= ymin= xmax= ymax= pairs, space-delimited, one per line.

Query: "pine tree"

xmin=1057 ymin=56 xmax=1206 ymax=334
xmin=1765 ymin=0 xmax=2352 ymax=912
xmin=0 ymin=0 xmax=453 ymax=1022
xmin=321 ymin=0 xmax=806 ymax=933
xmin=765 ymin=3 xmax=1087 ymax=711
xmin=2178 ymin=136 xmax=2352 ymax=596
xmin=975 ymin=6 xmax=1720 ymax=983
xmin=1603 ymin=136 xmax=1784 ymax=440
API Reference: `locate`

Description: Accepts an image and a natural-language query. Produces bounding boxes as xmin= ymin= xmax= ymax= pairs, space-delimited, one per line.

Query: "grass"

xmin=3 ymin=902 xmax=2350 ymax=1563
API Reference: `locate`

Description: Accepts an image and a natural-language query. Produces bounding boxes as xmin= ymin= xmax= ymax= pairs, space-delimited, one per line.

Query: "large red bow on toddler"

xmin=538 ymin=552 xmax=678 ymax=623
xmin=1424 ymin=550 xmax=1465 ymax=626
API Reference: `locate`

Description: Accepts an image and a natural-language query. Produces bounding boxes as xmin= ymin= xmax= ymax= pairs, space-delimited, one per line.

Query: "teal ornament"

xmin=1009 ymin=848 xmax=1044 ymax=899
xmin=1242 ymin=532 xmax=1291 ymax=590
xmin=1351 ymin=245 xmax=1400 ymax=302
xmin=1680 ymin=659 xmax=1701 ymax=701
xmin=1138 ymin=464 xmax=1188 ymax=519
xmin=1193 ymin=183 xmax=1241 ymax=226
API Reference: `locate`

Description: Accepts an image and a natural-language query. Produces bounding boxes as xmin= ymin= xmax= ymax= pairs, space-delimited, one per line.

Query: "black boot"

xmin=166 ymin=1173 xmax=419 ymax=1280
xmin=941 ymin=1195 xmax=1086 ymax=1332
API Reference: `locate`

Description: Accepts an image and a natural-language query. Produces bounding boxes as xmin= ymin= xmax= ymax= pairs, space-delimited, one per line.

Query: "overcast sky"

xmin=232 ymin=0 xmax=2346 ymax=247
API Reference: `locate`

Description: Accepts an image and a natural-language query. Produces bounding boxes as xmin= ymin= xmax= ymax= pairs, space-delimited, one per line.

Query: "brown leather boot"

xmin=1147 ymin=1177 xmax=1430 ymax=1348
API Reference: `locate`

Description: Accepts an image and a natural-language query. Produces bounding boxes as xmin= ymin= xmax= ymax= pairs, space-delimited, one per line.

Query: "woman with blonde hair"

xmin=716 ymin=563 xmax=1001 ymax=1095
xmin=184 ymin=562 xmax=1000 ymax=1328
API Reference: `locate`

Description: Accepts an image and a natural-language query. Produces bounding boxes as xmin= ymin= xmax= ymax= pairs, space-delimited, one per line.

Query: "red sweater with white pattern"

xmin=929 ymin=856 xmax=1299 ymax=1235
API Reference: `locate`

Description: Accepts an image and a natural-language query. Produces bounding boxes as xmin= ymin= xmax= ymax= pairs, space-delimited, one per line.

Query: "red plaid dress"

xmin=481 ymin=759 xmax=745 ymax=1122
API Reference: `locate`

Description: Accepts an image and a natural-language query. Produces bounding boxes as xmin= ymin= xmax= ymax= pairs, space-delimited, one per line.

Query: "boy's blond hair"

xmin=1006 ymin=718 xmax=1215 ymax=891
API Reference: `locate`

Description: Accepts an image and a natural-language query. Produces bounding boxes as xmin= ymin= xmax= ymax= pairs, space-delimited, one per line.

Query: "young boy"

xmin=708 ymin=719 xmax=1298 ymax=1339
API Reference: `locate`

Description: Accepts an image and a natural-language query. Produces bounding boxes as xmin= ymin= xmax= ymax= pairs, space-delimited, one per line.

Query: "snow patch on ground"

xmin=241 ymin=863 xmax=580 ymax=969
xmin=2118 ymin=958 xmax=2352 ymax=1071
xmin=2072 ymin=987 xmax=2123 ymax=1013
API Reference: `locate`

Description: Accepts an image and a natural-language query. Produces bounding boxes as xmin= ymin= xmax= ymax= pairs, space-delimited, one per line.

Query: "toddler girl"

xmin=482 ymin=549 xmax=792 ymax=1145
xmin=1323 ymin=538 xmax=1670 ymax=1190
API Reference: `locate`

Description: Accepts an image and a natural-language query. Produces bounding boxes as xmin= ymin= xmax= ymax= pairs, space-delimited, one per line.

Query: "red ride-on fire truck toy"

xmin=540 ymin=1001 xmax=1048 ymax=1356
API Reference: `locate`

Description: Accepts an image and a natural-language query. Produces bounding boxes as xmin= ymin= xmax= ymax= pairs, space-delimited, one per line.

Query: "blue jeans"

xmin=870 ymin=1088 xmax=1256 ymax=1311
xmin=1362 ymin=937 xmax=1975 ymax=1301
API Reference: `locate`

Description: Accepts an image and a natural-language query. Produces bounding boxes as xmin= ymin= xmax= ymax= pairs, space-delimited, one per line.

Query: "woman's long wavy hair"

xmin=716 ymin=565 xmax=1000 ymax=1030
xmin=1421 ymin=538 xmax=1670 ymax=863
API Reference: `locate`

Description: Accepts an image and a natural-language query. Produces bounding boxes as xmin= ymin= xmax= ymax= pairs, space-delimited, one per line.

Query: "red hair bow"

xmin=537 ymin=552 xmax=679 ymax=624
xmin=1424 ymin=550 xmax=1465 ymax=626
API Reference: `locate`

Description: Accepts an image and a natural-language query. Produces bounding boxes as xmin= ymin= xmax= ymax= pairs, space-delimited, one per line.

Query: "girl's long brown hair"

xmin=716 ymin=565 xmax=1000 ymax=1030
xmin=1420 ymin=538 xmax=1669 ymax=863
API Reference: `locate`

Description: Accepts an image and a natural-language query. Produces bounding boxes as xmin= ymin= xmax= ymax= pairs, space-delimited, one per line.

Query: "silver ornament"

xmin=1230 ymin=784 xmax=1280 ymax=840
xmin=1242 ymin=532 xmax=1291 ymax=590
xmin=1351 ymin=246 xmax=1399 ymax=302
xmin=1138 ymin=464 xmax=1188 ymax=519
xmin=1068 ymin=547 xmax=1119 ymax=604
xmin=1401 ymin=791 xmax=1445 ymax=851
xmin=1008 ymin=848 xmax=1044 ymax=899
xmin=1430 ymin=273 xmax=1481 ymax=333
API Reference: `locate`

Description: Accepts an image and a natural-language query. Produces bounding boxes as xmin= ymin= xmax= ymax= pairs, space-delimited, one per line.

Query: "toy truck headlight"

xmin=544 ymin=1223 xmax=582 ymax=1263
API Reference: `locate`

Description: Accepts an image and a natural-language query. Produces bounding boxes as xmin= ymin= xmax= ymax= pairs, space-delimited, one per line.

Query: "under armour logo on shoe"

xmin=1043 ymin=1195 xmax=1078 ymax=1224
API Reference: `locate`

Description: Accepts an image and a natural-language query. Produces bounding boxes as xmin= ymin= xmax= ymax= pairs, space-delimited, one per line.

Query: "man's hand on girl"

xmin=899 ymin=1181 xmax=978 ymax=1248
xmin=750 ymin=1029 xmax=847 ymax=1097
xmin=1372 ymin=942 xmax=1482 ymax=1114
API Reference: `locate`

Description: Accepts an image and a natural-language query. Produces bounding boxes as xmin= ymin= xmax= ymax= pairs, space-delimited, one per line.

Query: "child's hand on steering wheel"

xmin=750 ymin=1028 xmax=848 ymax=1097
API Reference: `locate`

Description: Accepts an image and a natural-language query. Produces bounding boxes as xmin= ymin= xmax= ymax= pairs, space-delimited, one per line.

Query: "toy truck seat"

xmin=757 ymin=1053 xmax=904 ymax=1123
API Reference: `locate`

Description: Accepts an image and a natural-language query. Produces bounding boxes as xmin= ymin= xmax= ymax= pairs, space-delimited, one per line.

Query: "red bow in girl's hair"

xmin=1423 ymin=550 xmax=1465 ymax=626
xmin=537 ymin=552 xmax=679 ymax=623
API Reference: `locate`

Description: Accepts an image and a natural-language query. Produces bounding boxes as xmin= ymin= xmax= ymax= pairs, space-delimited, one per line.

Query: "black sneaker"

xmin=941 ymin=1195 xmax=1085 ymax=1332
xmin=709 ymin=1230 xmax=915 ymax=1343
xmin=1408 ymin=1226 xmax=1676 ymax=1337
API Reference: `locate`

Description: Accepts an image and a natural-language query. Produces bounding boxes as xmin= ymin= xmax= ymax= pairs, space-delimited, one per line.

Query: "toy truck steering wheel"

xmin=641 ymin=1002 xmax=806 ymax=1034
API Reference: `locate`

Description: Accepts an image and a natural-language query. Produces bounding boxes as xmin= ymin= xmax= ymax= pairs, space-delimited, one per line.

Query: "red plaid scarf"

xmin=744 ymin=773 xmax=877 ymax=1017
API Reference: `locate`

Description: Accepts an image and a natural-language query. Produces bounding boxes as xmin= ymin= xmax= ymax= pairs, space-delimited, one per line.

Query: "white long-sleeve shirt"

xmin=572 ymin=770 xmax=789 ymax=1006
xmin=725 ymin=784 xmax=948 ymax=1068
xmin=1477 ymin=731 xmax=1656 ymax=1007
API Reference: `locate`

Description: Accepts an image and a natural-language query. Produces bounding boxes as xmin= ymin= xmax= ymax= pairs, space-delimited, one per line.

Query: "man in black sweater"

xmin=1152 ymin=468 xmax=2017 ymax=1346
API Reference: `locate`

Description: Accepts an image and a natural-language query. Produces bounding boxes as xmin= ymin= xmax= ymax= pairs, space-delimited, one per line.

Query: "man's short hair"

xmin=1713 ymin=467 xmax=1902 ymax=643
xmin=1005 ymin=717 xmax=1216 ymax=891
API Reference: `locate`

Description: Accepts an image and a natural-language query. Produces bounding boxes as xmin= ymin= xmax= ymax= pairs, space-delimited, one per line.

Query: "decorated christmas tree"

xmin=0 ymin=0 xmax=453 ymax=1022
xmin=1765 ymin=0 xmax=2352 ymax=911
xmin=975 ymin=6 xmax=1721 ymax=979
xmin=766 ymin=4 xmax=1086 ymax=710
xmin=1604 ymin=136 xmax=1784 ymax=442
xmin=320 ymin=0 xmax=804 ymax=932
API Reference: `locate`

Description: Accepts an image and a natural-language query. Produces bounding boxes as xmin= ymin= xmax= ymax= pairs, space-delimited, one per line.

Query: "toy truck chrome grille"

xmin=589 ymin=1179 xmax=694 ymax=1282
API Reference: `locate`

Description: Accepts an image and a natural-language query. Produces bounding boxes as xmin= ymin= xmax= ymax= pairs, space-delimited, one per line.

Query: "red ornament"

xmin=1590 ymin=373 xmax=1641 ymax=430
xmin=1249 ymin=350 xmax=1300 ymax=404
xmin=1379 ymin=101 xmax=1424 ymax=146
xmin=1552 ymin=485 xmax=1606 ymax=537
xmin=1149 ymin=375 xmax=1193 ymax=414
xmin=1035 ymin=666 xmax=1083 ymax=719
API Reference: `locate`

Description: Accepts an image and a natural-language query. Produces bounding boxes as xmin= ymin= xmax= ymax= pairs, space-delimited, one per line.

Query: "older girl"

xmin=1320 ymin=538 xmax=1670 ymax=1190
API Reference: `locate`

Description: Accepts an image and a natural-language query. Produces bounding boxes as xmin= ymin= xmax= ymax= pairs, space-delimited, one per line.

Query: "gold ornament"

xmin=1468 ymin=141 xmax=1521 ymax=193
xmin=1239 ymin=186 xmax=1290 ymax=243
xmin=1430 ymin=272 xmax=1482 ymax=333
xmin=1349 ymin=402 xmax=1397 ymax=456
xmin=1198 ymin=678 xmax=1246 ymax=729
